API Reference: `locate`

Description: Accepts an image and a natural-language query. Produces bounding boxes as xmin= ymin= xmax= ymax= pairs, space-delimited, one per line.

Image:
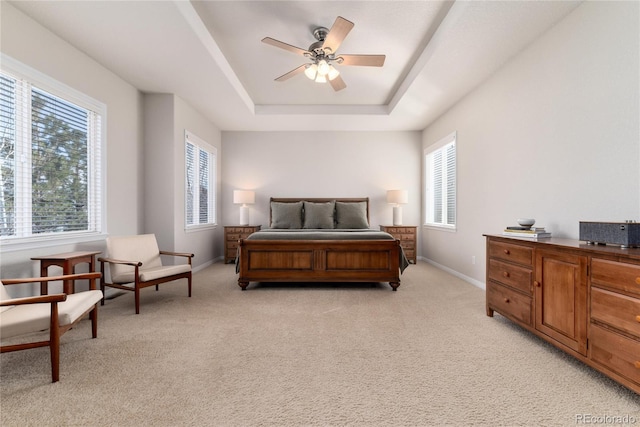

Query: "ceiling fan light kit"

xmin=262 ymin=16 xmax=385 ymax=91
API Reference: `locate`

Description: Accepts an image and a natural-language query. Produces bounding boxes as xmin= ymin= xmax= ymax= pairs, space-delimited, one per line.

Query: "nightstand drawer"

xmin=224 ymin=225 xmax=261 ymax=263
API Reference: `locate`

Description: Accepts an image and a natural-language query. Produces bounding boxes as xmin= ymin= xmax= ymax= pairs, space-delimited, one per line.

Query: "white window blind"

xmin=185 ymin=130 xmax=216 ymax=229
xmin=425 ymin=132 xmax=456 ymax=229
xmin=0 ymin=62 xmax=104 ymax=247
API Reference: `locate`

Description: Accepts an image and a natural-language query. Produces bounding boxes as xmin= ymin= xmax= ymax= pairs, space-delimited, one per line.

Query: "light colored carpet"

xmin=1 ymin=261 xmax=638 ymax=426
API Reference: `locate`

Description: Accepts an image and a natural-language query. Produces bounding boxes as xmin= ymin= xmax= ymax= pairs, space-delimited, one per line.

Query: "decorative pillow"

xmin=270 ymin=202 xmax=303 ymax=229
xmin=335 ymin=201 xmax=369 ymax=229
xmin=303 ymin=201 xmax=336 ymax=229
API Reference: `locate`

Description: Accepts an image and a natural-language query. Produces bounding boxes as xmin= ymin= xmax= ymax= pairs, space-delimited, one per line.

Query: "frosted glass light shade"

xmin=304 ymin=64 xmax=318 ymax=80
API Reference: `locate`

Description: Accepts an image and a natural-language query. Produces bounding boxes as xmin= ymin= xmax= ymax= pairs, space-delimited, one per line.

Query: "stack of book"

xmin=502 ymin=226 xmax=551 ymax=238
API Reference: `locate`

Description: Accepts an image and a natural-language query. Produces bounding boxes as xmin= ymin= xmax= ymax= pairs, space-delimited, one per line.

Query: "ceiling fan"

xmin=262 ymin=16 xmax=385 ymax=92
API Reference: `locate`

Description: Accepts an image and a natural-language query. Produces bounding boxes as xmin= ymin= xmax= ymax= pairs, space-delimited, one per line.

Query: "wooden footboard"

xmin=237 ymin=239 xmax=401 ymax=291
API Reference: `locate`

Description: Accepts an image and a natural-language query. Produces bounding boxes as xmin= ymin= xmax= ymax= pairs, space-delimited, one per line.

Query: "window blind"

xmin=185 ymin=130 xmax=216 ymax=228
xmin=0 ymin=69 xmax=102 ymax=241
xmin=425 ymin=132 xmax=456 ymax=228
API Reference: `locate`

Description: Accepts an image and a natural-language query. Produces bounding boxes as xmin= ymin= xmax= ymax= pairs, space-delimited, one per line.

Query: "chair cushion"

xmin=112 ymin=264 xmax=191 ymax=284
xmin=107 ymin=234 xmax=163 ymax=281
xmin=0 ymin=290 xmax=103 ymax=339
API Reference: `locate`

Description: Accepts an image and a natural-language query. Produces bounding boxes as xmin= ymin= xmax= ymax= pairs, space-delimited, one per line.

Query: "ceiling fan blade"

xmin=329 ymin=75 xmax=346 ymax=92
xmin=321 ymin=16 xmax=354 ymax=54
xmin=262 ymin=37 xmax=309 ymax=56
xmin=274 ymin=64 xmax=307 ymax=81
xmin=338 ymin=54 xmax=386 ymax=67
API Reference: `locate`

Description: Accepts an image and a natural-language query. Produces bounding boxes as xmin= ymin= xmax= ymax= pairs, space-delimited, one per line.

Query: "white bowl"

xmin=517 ymin=218 xmax=535 ymax=227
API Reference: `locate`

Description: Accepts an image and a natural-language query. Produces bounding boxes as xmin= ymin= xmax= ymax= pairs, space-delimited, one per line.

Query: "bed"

xmin=236 ymin=198 xmax=409 ymax=291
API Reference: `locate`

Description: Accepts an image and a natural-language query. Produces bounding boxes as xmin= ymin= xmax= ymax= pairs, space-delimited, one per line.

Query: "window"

xmin=185 ymin=130 xmax=216 ymax=229
xmin=1 ymin=56 xmax=105 ymax=249
xmin=425 ymin=132 xmax=456 ymax=229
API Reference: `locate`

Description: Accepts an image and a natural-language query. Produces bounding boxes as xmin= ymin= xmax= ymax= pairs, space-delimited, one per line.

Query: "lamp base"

xmin=392 ymin=206 xmax=403 ymax=226
xmin=239 ymin=205 xmax=249 ymax=226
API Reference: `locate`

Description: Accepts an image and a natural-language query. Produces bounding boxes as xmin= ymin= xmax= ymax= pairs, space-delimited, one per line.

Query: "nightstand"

xmin=224 ymin=225 xmax=261 ymax=263
xmin=379 ymin=225 xmax=417 ymax=264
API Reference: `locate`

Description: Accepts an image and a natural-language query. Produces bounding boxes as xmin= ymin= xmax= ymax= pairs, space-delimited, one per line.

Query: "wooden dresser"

xmin=485 ymin=234 xmax=640 ymax=394
xmin=224 ymin=225 xmax=261 ymax=264
xmin=380 ymin=225 xmax=417 ymax=263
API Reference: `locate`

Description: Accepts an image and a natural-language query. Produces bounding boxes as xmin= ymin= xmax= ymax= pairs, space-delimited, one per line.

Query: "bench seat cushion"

xmin=0 ymin=290 xmax=103 ymax=339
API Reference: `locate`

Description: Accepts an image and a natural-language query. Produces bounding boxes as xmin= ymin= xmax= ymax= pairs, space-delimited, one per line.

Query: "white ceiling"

xmin=9 ymin=0 xmax=582 ymax=131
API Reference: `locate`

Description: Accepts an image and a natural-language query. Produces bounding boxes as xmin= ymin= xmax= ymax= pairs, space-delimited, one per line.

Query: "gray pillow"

xmin=270 ymin=202 xmax=303 ymax=229
xmin=335 ymin=201 xmax=369 ymax=229
xmin=303 ymin=201 xmax=335 ymax=229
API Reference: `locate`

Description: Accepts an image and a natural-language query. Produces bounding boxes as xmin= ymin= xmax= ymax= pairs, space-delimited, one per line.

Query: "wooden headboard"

xmin=269 ymin=197 xmax=370 ymax=226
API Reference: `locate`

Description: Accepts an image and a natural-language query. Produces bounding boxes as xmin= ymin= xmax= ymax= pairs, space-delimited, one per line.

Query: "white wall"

xmin=143 ymin=93 xmax=222 ymax=268
xmin=173 ymin=95 xmax=222 ymax=266
xmin=221 ymin=131 xmax=422 ymax=241
xmin=421 ymin=1 xmax=640 ymax=287
xmin=0 ymin=2 xmax=143 ymax=279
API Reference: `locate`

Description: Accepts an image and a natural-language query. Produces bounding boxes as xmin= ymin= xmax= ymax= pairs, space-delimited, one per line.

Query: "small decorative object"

xmin=387 ymin=189 xmax=408 ymax=226
xmin=233 ymin=190 xmax=255 ymax=226
xmin=517 ymin=218 xmax=535 ymax=227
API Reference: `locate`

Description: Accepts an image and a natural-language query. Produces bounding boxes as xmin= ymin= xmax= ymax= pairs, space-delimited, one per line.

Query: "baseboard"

xmin=418 ymin=256 xmax=486 ymax=290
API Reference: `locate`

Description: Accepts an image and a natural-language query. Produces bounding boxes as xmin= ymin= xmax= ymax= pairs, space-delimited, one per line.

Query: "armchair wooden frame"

xmin=0 ymin=272 xmax=102 ymax=383
xmin=98 ymin=250 xmax=194 ymax=314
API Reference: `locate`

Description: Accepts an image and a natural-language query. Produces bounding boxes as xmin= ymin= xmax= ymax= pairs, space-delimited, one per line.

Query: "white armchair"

xmin=98 ymin=234 xmax=194 ymax=314
xmin=0 ymin=272 xmax=103 ymax=383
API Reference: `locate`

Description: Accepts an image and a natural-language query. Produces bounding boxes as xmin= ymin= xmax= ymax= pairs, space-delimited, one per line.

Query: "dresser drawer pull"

xmin=503 ymin=249 xmax=510 ymax=255
xmin=504 ymin=298 xmax=510 ymax=303
xmin=635 ymin=361 xmax=640 ymax=369
xmin=636 ymin=315 xmax=640 ymax=323
xmin=534 ymin=281 xmax=541 ymax=287
xmin=636 ymin=277 xmax=640 ymax=285
xmin=503 ymin=271 xmax=510 ymax=278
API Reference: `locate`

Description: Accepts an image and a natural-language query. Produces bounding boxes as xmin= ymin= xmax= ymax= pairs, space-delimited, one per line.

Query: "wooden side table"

xmin=224 ymin=225 xmax=261 ymax=263
xmin=31 ymin=251 xmax=101 ymax=294
xmin=379 ymin=225 xmax=417 ymax=264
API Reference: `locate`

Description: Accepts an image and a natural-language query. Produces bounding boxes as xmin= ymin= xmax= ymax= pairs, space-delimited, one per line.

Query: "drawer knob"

xmin=503 ymin=249 xmax=510 ymax=255
xmin=636 ymin=277 xmax=640 ymax=285
xmin=504 ymin=298 xmax=510 ymax=303
xmin=534 ymin=281 xmax=541 ymax=287
xmin=503 ymin=271 xmax=510 ymax=278
xmin=635 ymin=361 xmax=640 ymax=369
xmin=636 ymin=315 xmax=640 ymax=323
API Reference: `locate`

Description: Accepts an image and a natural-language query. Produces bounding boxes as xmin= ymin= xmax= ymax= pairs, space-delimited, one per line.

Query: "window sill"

xmin=0 ymin=232 xmax=107 ymax=253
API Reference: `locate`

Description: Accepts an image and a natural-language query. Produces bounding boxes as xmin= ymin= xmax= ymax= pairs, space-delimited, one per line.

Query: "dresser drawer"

xmin=488 ymin=259 xmax=532 ymax=294
xmin=589 ymin=323 xmax=640 ymax=386
xmin=591 ymin=287 xmax=640 ymax=338
xmin=591 ymin=258 xmax=640 ymax=297
xmin=488 ymin=241 xmax=533 ymax=266
xmin=487 ymin=281 xmax=532 ymax=326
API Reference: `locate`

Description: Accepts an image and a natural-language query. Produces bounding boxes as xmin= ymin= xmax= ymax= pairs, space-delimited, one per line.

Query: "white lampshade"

xmin=386 ymin=190 xmax=408 ymax=205
xmin=233 ymin=190 xmax=255 ymax=205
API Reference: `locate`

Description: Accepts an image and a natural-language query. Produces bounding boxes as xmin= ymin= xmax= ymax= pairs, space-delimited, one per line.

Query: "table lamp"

xmin=233 ymin=190 xmax=255 ymax=225
xmin=386 ymin=189 xmax=408 ymax=226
